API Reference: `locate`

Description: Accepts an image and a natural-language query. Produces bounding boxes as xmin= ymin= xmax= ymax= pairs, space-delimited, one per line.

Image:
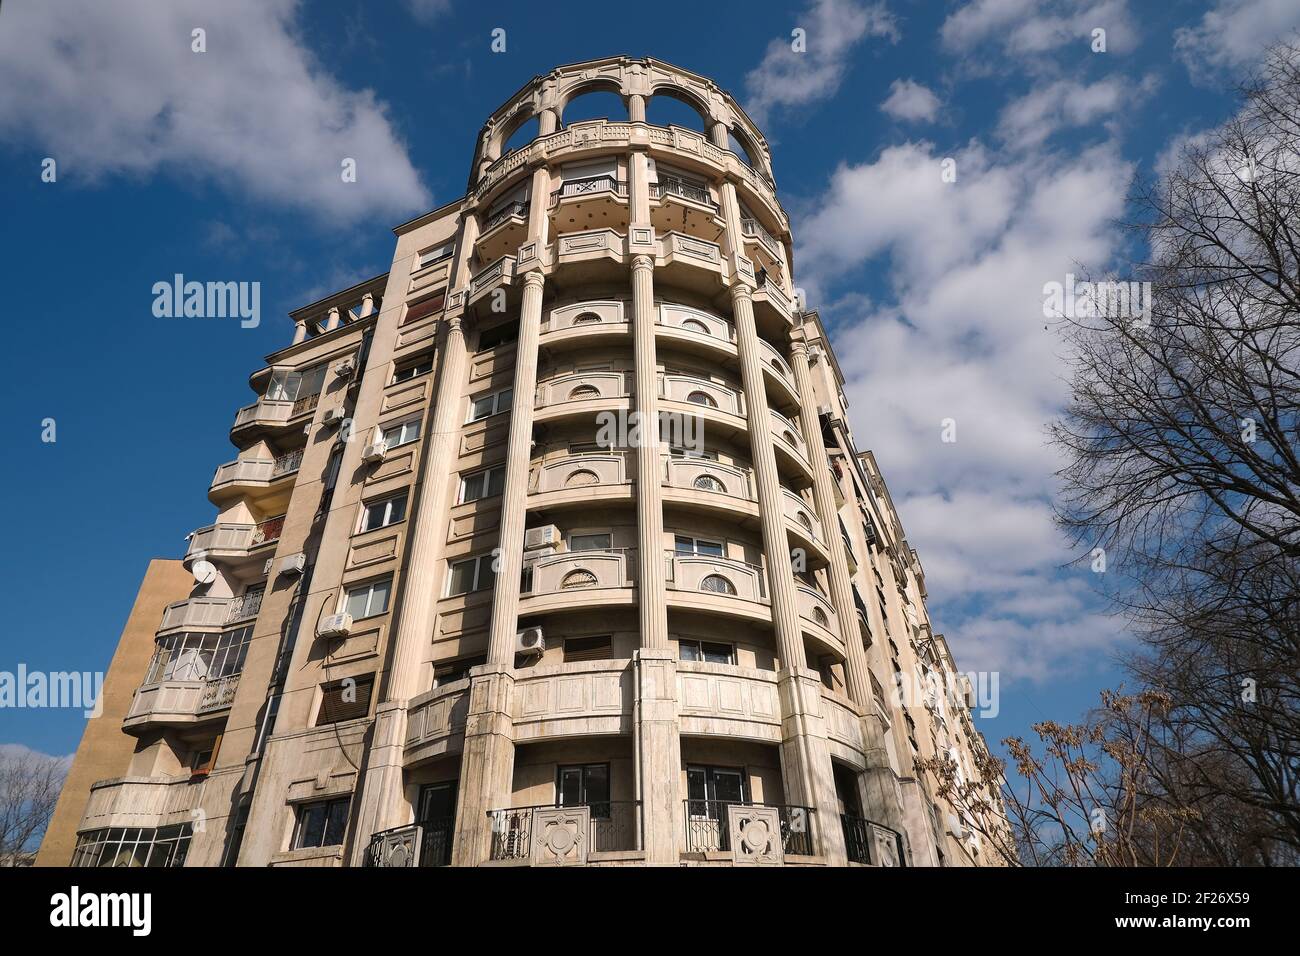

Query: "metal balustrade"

xmin=483 ymin=199 xmax=527 ymax=231
xmin=651 ymin=176 xmax=717 ymax=211
xmin=550 ymin=176 xmax=628 ymax=205
xmin=841 ymin=814 xmax=907 ymax=866
xmin=225 ymin=588 xmax=264 ymax=624
xmin=486 ymin=802 xmax=642 ymax=861
xmin=683 ymin=801 xmax=816 ymax=856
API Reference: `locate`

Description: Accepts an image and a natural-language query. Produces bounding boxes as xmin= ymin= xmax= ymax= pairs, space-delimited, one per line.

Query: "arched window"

xmin=571 ymin=311 xmax=602 ymax=326
xmin=771 ymin=356 xmax=789 ymax=375
xmin=812 ymin=606 xmax=829 ymax=627
xmin=782 ymin=431 xmax=798 ymax=447
xmin=700 ymin=574 xmax=736 ymax=595
xmin=568 ymin=384 xmax=601 ymax=401
xmin=796 ymin=510 xmax=812 ymax=531
xmin=680 ymin=318 xmax=709 ymax=334
xmin=560 ymin=569 xmax=599 ymax=589
xmin=564 ymin=469 xmax=599 ymax=488
xmin=686 ymin=390 xmax=716 ymax=408
xmin=693 ymin=474 xmax=725 ymax=493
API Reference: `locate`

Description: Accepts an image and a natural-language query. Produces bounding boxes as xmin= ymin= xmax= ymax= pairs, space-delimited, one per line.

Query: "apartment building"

xmin=42 ymin=56 xmax=1004 ymax=868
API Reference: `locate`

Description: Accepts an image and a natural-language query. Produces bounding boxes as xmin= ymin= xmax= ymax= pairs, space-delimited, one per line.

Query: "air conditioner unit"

xmin=514 ymin=627 xmax=545 ymax=656
xmin=323 ymin=406 xmax=347 ymax=426
xmin=318 ymin=613 xmax=353 ymax=638
xmin=278 ymin=552 xmax=306 ymax=576
xmin=523 ymin=525 xmax=561 ymax=551
xmin=362 ymin=440 xmax=388 ymax=463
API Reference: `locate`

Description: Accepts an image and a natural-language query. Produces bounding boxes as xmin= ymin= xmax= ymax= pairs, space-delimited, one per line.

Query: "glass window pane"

xmin=488 ymin=467 xmax=506 ymax=496
xmin=558 ymin=769 xmax=582 ymax=806
xmin=674 ymin=535 xmax=694 ymax=553
xmin=298 ymin=805 xmax=325 ymax=848
xmin=702 ymin=642 xmax=733 ymax=664
xmin=696 ymin=540 xmax=724 ymax=557
xmin=570 ymin=533 xmax=611 ymax=551
xmin=324 ymin=799 xmax=350 ymax=845
xmin=678 ymin=641 xmax=701 ymax=661
xmin=449 ymin=560 xmax=475 ymax=596
xmin=470 ymin=395 xmax=494 ymax=420
xmin=583 ymin=765 xmax=610 ymax=807
xmin=368 ymin=579 xmax=391 ymax=616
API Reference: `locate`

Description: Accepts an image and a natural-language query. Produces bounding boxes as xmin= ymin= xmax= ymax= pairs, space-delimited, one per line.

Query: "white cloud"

xmin=940 ymin=0 xmax=1137 ymax=59
xmin=405 ymin=0 xmax=454 ymax=21
xmin=996 ymin=74 xmax=1158 ymax=149
xmin=800 ymin=137 xmax=1135 ymax=681
xmin=0 ymin=0 xmax=430 ymax=222
xmin=745 ymin=0 xmax=899 ymax=123
xmin=1174 ymin=0 xmax=1300 ymax=82
xmin=880 ymin=79 xmax=942 ymax=122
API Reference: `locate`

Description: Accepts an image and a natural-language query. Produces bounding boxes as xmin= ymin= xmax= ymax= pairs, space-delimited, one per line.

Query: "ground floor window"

xmin=71 ymin=824 xmax=192 ymax=867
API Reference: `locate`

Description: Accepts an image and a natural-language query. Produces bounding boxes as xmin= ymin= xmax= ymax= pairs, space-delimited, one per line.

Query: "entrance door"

xmin=417 ymin=782 xmax=457 ymax=867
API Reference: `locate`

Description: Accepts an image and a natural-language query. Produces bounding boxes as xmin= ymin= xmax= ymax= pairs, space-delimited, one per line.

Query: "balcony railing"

xmin=483 ymin=200 xmax=528 ymax=232
xmin=841 ymin=814 xmax=907 ymax=866
xmin=225 ymin=589 xmax=264 ymax=624
xmin=364 ymin=819 xmax=455 ymax=867
xmin=250 ymin=515 xmax=285 ymax=547
xmin=651 ymin=176 xmax=717 ymax=211
xmin=522 ymin=548 xmax=635 ymax=595
xmin=271 ymin=448 xmax=304 ymax=477
xmin=291 ymin=391 xmax=320 ymax=416
xmin=683 ymin=801 xmax=815 ymax=856
xmin=487 ymin=802 xmax=641 ymax=861
xmin=741 ymin=217 xmax=780 ymax=255
xmin=550 ymin=176 xmax=628 ymax=205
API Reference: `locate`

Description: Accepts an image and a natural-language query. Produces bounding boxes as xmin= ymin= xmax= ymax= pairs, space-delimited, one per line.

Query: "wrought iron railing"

xmin=271 ymin=448 xmax=303 ymax=477
xmin=483 ymin=200 xmax=528 ymax=231
xmin=486 ymin=802 xmax=642 ymax=861
xmin=250 ymin=515 xmax=285 ymax=547
xmin=364 ymin=818 xmax=455 ymax=867
xmin=651 ymin=176 xmax=717 ymax=210
xmin=291 ymin=392 xmax=320 ymax=416
xmin=550 ymin=176 xmax=628 ymax=205
xmin=683 ymin=801 xmax=815 ymax=856
xmin=841 ymin=814 xmax=907 ymax=866
xmin=225 ymin=588 xmax=264 ymax=624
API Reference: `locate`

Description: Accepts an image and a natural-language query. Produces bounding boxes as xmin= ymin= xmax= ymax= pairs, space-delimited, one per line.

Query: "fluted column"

xmin=349 ymin=311 xmax=468 ymax=861
xmin=324 ymin=306 xmax=341 ymax=332
xmin=788 ymin=334 xmax=870 ymax=706
xmin=627 ymin=93 xmax=646 ymax=123
xmin=292 ymin=320 xmax=307 ymax=345
xmin=452 ymin=268 xmax=545 ymax=865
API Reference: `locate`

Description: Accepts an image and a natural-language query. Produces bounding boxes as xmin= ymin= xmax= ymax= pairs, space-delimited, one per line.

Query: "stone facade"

xmin=43 ymin=56 xmax=1004 ymax=868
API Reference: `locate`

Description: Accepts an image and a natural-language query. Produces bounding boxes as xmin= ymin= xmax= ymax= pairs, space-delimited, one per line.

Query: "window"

xmin=460 ymin=466 xmax=506 ymax=503
xmin=417 ymin=241 xmax=455 ymax=270
xmin=190 ymin=734 xmax=222 ymax=777
xmin=693 ymin=474 xmax=725 ymax=493
xmin=674 ymin=535 xmax=723 ymax=557
xmin=447 ymin=555 xmax=495 ymax=596
xmin=686 ymin=390 xmax=716 ymax=408
xmin=381 ymin=417 xmax=421 ymax=448
xmin=557 ymin=763 xmax=610 ymax=816
xmin=316 ymin=675 xmax=375 ymax=725
xmin=680 ymin=318 xmax=710 ymax=334
xmin=564 ymin=635 xmax=613 ymax=662
xmin=266 ymin=364 xmax=326 ymax=402
xmin=434 ymin=655 xmax=486 ymax=686
xmin=686 ymin=765 xmax=747 ymax=812
xmin=678 ymin=639 xmax=734 ymax=664
xmin=468 ymin=387 xmax=513 ymax=422
xmin=359 ymin=493 xmax=407 ymax=533
xmin=570 ymin=533 xmax=612 ymax=552
xmin=669 ymin=444 xmax=718 ymax=460
xmin=146 ymin=626 xmax=253 ymax=684
xmin=71 ymin=824 xmax=193 ymax=868
xmin=560 ymin=569 xmax=599 ymax=589
xmin=564 ymin=469 xmax=599 ymax=488
xmin=478 ymin=322 xmax=518 ymax=351
xmin=344 ymin=578 xmax=391 ymax=619
xmin=393 ymin=356 xmax=433 ymax=383
xmin=568 ymin=383 xmax=601 ymax=400
xmin=403 ymin=291 xmax=445 ymax=326
xmin=700 ymin=574 xmax=736 ymax=595
xmin=293 ymin=796 xmax=352 ymax=849
xmin=571 ymin=311 xmax=601 ymax=325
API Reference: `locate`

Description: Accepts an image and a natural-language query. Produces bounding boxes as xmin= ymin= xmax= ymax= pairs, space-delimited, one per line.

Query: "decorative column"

xmin=452 ymin=268 xmax=546 ymax=865
xmin=349 ymin=313 xmax=469 ymax=862
xmin=627 ymin=94 xmax=646 ymax=123
xmin=359 ymin=291 xmax=376 ymax=318
xmin=324 ymin=307 xmax=341 ymax=332
xmin=292 ymin=319 xmax=307 ymax=345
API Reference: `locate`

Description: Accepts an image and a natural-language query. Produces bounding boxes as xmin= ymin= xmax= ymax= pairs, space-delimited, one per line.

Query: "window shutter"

xmin=316 ymin=674 xmax=375 ymax=725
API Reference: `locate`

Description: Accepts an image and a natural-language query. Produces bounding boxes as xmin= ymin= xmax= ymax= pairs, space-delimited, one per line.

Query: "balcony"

xmin=469 ymin=255 xmax=517 ymax=305
xmin=79 ymin=775 xmax=206 ymax=832
xmin=543 ymin=300 xmax=629 ymax=346
xmin=123 ymin=673 xmax=241 ymax=732
xmin=520 ymin=548 xmax=636 ymax=614
xmin=676 ymin=660 xmax=780 ymax=742
xmin=683 ymin=801 xmax=815 ymax=858
xmin=841 ymin=815 xmax=907 ymax=866
xmin=758 ymin=339 xmax=799 ymax=407
xmin=740 ymin=217 xmax=783 ymax=271
xmin=529 ymin=452 xmax=631 ymax=509
xmin=364 ymin=820 xmax=455 ymax=868
xmin=208 ymin=450 xmax=303 ymax=501
xmin=782 ymin=489 xmax=829 ymax=562
xmin=534 ymin=370 xmax=631 ymax=422
xmin=486 ymin=801 xmax=642 ymax=865
xmin=157 ymin=596 xmax=233 ymax=634
xmin=476 ymin=200 xmax=529 ymax=263
xmin=665 ymin=551 xmax=770 ymax=623
xmin=231 ymin=393 xmax=319 ymax=441
xmin=662 ymin=456 xmax=754 ymax=504
xmin=651 ymin=176 xmax=718 ymax=212
xmin=797 ymin=584 xmax=842 ymax=652
xmin=660 ymin=372 xmax=744 ymax=418
xmin=404 ymin=682 xmax=470 ymax=766
xmin=656 ymin=303 xmax=736 ymax=361
xmin=770 ymin=408 xmax=813 ymax=480
xmin=658 ymin=232 xmax=726 ymax=292
xmin=752 ymin=275 xmax=794 ymax=325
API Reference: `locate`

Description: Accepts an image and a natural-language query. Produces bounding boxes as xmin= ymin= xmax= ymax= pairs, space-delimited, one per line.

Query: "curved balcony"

xmin=770 ymin=409 xmax=814 ymax=482
xmin=553 ymin=228 xmax=629 ymax=281
xmin=782 ymin=489 xmax=829 ymax=565
xmin=821 ymin=688 xmax=869 ymax=768
xmin=529 ymin=452 xmax=632 ymax=509
xmin=519 ymin=548 xmax=636 ymax=616
xmin=797 ymin=585 xmax=844 ymax=656
xmin=79 ymin=776 xmax=206 ymax=832
xmin=208 ymin=449 xmax=302 ymax=505
xmin=123 ymin=673 xmax=241 ymax=733
xmin=658 ymin=231 xmax=727 ymax=293
xmin=230 ymin=393 xmax=318 ymax=442
xmin=534 ymin=370 xmax=632 ymax=425
xmin=183 ymin=515 xmax=283 ymax=568
xmin=550 ymin=176 xmax=630 ymax=241
xmin=676 ymin=660 xmax=781 ymax=743
xmin=658 ymin=373 xmax=748 ymax=445
xmin=157 ymin=596 xmax=232 ymax=635
xmin=650 ymin=176 xmax=723 ymax=244
xmin=758 ymin=340 xmax=800 ymax=408
xmin=404 ymin=681 xmax=471 ymax=766
xmin=655 ymin=302 xmax=737 ymax=362
xmin=540 ymin=299 xmax=630 ymax=350
xmin=665 ymin=551 xmax=770 ymax=623
xmin=661 ymin=457 xmax=757 ymax=522
xmin=752 ymin=276 xmax=795 ymax=327
xmin=741 ymin=217 xmax=784 ymax=273
xmin=512 ymin=659 xmax=634 ymax=742
xmin=469 ymin=254 xmax=517 ymax=306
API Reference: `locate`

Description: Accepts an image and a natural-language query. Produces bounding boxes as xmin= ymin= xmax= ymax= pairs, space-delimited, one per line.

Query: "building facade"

xmin=45 ymin=57 xmax=1004 ymax=868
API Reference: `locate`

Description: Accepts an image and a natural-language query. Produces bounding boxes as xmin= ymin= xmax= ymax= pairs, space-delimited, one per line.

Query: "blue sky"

xmin=0 ymin=0 xmax=1289 ymax=763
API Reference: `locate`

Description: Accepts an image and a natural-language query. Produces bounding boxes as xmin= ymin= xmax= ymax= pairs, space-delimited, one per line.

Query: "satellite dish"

xmin=192 ymin=560 xmax=218 ymax=585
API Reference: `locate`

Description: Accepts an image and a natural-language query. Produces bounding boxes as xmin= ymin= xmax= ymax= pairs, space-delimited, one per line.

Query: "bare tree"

xmin=0 ymin=746 xmax=67 ymax=864
xmin=1050 ymin=41 xmax=1300 ymax=863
